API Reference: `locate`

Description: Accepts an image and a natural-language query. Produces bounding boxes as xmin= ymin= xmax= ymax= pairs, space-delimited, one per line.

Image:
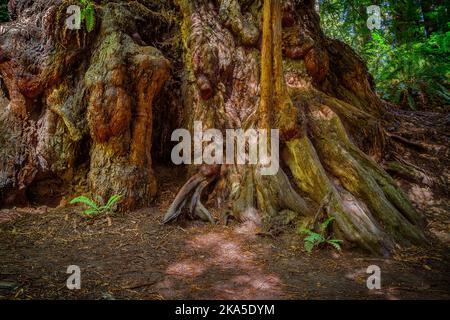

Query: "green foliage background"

xmin=319 ymin=0 xmax=449 ymax=111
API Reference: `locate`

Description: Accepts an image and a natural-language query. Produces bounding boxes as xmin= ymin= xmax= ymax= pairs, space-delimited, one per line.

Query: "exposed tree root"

xmin=384 ymin=108 xmax=450 ymax=193
xmin=164 ymin=102 xmax=426 ymax=254
xmin=162 ymin=171 xmax=216 ymax=224
xmin=388 ymin=133 xmax=430 ymax=152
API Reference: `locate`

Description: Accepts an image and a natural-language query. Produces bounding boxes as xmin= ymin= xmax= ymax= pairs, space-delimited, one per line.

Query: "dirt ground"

xmin=0 ymin=166 xmax=449 ymax=300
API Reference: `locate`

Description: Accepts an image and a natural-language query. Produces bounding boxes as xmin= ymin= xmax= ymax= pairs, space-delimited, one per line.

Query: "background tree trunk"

xmin=0 ymin=0 xmax=428 ymax=254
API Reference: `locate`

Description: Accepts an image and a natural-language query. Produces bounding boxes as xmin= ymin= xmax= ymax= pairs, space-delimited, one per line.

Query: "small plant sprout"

xmin=70 ymin=194 xmax=122 ymax=217
xmin=79 ymin=0 xmax=95 ymax=32
xmin=299 ymin=216 xmax=343 ymax=253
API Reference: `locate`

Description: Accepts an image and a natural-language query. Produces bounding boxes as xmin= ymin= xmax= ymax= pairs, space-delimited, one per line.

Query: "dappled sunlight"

xmin=213 ymin=274 xmax=282 ymax=299
xmin=186 ymin=232 xmax=224 ymax=250
xmin=157 ymin=225 xmax=284 ymax=299
xmin=215 ymin=241 xmax=255 ymax=265
xmin=166 ymin=260 xmax=206 ymax=277
xmin=233 ymin=220 xmax=261 ymax=237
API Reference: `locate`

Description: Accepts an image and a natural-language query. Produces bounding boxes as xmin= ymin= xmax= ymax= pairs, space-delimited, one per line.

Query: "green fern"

xmin=319 ymin=216 xmax=335 ymax=232
xmin=299 ymin=216 xmax=343 ymax=253
xmin=79 ymin=0 xmax=95 ymax=33
xmin=327 ymin=239 xmax=344 ymax=251
xmin=104 ymin=194 xmax=122 ymax=210
xmin=70 ymin=194 xmax=122 ymax=217
xmin=70 ymin=195 xmax=98 ymax=210
xmin=84 ymin=3 xmax=95 ymax=32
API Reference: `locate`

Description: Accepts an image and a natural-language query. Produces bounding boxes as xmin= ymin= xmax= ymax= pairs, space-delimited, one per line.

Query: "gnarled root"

xmin=284 ymin=103 xmax=426 ymax=254
xmin=163 ymin=101 xmax=426 ymax=255
xmin=162 ymin=166 xmax=218 ymax=224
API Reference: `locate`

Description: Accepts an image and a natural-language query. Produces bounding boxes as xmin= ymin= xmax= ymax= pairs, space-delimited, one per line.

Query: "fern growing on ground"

xmin=70 ymin=194 xmax=121 ymax=217
xmin=299 ymin=217 xmax=343 ymax=253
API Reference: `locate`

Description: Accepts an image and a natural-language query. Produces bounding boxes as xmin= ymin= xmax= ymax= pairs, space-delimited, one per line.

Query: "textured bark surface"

xmin=0 ymin=0 xmax=433 ymax=254
xmin=0 ymin=0 xmax=169 ymax=209
xmin=165 ymin=0 xmax=425 ymax=255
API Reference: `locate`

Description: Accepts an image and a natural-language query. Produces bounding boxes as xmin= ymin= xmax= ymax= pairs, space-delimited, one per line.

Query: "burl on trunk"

xmin=0 ymin=0 xmax=169 ymax=209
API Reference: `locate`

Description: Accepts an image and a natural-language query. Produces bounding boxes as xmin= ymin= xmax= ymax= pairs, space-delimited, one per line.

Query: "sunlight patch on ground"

xmin=213 ymin=274 xmax=282 ymax=299
xmin=166 ymin=260 xmax=206 ymax=277
xmin=157 ymin=224 xmax=284 ymax=299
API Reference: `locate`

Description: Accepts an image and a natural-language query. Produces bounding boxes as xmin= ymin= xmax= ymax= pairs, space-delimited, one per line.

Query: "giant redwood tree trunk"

xmin=0 ymin=0 xmax=426 ymax=254
xmin=0 ymin=0 xmax=170 ymax=209
xmin=163 ymin=0 xmax=425 ymax=254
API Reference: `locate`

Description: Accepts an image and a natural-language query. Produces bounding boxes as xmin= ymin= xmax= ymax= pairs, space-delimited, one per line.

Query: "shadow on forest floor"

xmin=0 ymin=166 xmax=449 ymax=300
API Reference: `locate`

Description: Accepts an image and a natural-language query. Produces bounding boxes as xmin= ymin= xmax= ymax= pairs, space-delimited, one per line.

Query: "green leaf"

xmin=304 ymin=233 xmax=323 ymax=244
xmin=328 ymin=239 xmax=343 ymax=244
xmin=327 ymin=239 xmax=343 ymax=251
xmin=104 ymin=195 xmax=122 ymax=209
xmin=84 ymin=4 xmax=95 ymax=33
xmin=80 ymin=8 xmax=85 ymax=22
xmin=83 ymin=208 xmax=99 ymax=216
xmin=319 ymin=216 xmax=335 ymax=232
xmin=70 ymin=196 xmax=98 ymax=210
xmin=300 ymin=228 xmax=314 ymax=236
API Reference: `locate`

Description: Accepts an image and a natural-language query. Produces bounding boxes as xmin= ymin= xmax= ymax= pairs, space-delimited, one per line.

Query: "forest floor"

xmin=1 ymin=165 xmax=449 ymax=300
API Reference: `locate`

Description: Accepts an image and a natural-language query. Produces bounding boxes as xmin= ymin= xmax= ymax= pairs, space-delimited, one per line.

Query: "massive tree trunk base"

xmin=0 ymin=0 xmax=431 ymax=255
xmin=162 ymin=0 xmax=426 ymax=255
xmin=0 ymin=1 xmax=169 ymax=210
xmin=164 ymin=97 xmax=426 ymax=255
